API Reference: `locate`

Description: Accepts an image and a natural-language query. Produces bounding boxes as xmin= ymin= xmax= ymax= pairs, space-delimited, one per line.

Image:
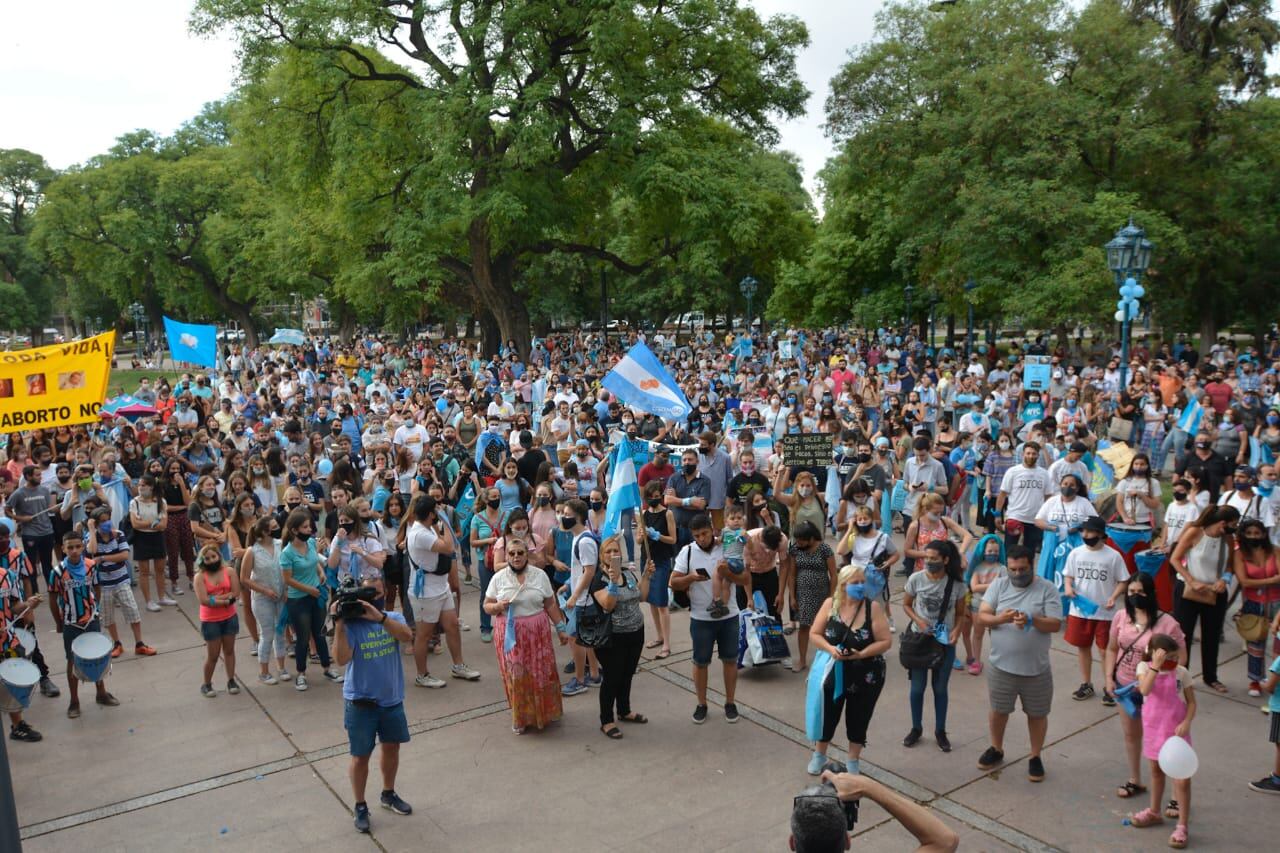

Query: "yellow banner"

xmin=0 ymin=332 xmax=114 ymax=431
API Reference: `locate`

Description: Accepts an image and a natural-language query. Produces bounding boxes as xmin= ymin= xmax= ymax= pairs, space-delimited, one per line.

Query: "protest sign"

xmin=0 ymin=332 xmax=114 ymax=430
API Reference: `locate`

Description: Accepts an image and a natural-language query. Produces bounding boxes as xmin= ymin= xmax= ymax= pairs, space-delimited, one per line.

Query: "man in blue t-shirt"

xmin=332 ymin=578 xmax=414 ymax=834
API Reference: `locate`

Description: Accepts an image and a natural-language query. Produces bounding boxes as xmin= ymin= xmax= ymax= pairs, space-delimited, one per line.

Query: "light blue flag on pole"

xmin=162 ymin=316 xmax=217 ymax=367
xmin=601 ymin=436 xmax=643 ymax=540
xmin=1176 ymin=396 xmax=1203 ymax=435
xmin=600 ymin=342 xmax=691 ymax=419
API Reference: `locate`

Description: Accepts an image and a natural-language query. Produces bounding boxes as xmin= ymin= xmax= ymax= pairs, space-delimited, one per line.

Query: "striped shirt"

xmin=0 ymin=552 xmax=28 ymax=654
xmin=89 ymin=531 xmax=131 ymax=588
xmin=982 ymin=451 xmax=1017 ymax=495
xmin=50 ymin=559 xmax=99 ymax=627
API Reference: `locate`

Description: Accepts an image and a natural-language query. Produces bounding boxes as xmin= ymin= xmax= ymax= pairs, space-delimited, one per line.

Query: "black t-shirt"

xmin=516 ymin=448 xmax=547 ymax=485
xmin=1176 ymin=451 xmax=1232 ymax=503
xmin=726 ymin=472 xmax=770 ymax=506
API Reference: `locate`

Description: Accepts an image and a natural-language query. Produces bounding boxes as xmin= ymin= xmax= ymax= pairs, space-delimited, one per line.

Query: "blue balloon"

xmin=1120 ymin=284 xmax=1136 ymax=299
xmin=1128 ymin=302 xmax=1141 ymax=320
xmin=317 ymin=458 xmax=334 ymax=477
xmin=1117 ymin=299 xmax=1128 ymax=310
xmin=1132 ymin=284 xmax=1145 ymax=299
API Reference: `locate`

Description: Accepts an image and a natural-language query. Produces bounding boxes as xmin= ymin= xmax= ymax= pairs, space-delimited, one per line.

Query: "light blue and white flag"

xmin=600 ymin=342 xmax=691 ymax=419
xmin=1176 ymin=396 xmax=1203 ymax=435
xmin=162 ymin=316 xmax=217 ymax=367
xmin=601 ymin=436 xmax=643 ymax=540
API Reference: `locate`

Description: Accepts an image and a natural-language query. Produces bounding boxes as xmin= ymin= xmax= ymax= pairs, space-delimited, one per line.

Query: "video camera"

xmin=334 ymin=575 xmax=378 ymax=621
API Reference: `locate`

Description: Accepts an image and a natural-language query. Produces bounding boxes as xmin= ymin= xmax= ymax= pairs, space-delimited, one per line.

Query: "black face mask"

xmin=1242 ymin=536 xmax=1267 ymax=546
xmin=1172 ymin=491 xmax=1188 ymax=501
xmin=1060 ymin=485 xmax=1077 ymax=498
xmin=854 ymin=521 xmax=872 ymax=533
xmin=1127 ymin=593 xmax=1150 ymax=611
xmin=1082 ymin=535 xmax=1103 ymax=547
xmin=486 ymin=499 xmax=501 ymax=510
xmin=857 ymin=453 xmax=871 ymax=464
xmin=647 ymin=497 xmax=662 ymax=507
xmin=537 ymin=496 xmax=551 ymax=506
xmin=589 ymin=500 xmax=603 ymax=510
xmin=560 ymin=516 xmax=575 ymax=530
xmin=682 ymin=463 xmax=697 ymax=476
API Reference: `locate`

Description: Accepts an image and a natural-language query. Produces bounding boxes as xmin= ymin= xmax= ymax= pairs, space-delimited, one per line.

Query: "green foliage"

xmin=0 ymin=148 xmax=57 ymax=331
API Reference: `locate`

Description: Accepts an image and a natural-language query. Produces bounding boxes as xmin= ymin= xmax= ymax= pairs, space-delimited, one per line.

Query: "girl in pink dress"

xmin=1128 ymin=634 xmax=1198 ymax=849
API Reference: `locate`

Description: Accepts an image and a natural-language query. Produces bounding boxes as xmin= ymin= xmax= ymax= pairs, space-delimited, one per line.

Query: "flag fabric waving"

xmin=162 ymin=317 xmax=217 ymax=367
xmin=1176 ymin=396 xmax=1203 ymax=435
xmin=601 ymin=342 xmax=691 ymax=419
xmin=601 ymin=436 xmax=643 ymax=540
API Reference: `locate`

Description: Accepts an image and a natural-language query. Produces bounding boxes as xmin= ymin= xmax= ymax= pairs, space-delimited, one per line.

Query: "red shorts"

xmin=1065 ymin=615 xmax=1109 ymax=650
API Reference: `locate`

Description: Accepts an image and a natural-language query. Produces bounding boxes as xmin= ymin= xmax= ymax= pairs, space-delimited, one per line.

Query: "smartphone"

xmin=695 ymin=568 xmax=711 ymax=579
xmin=609 ymin=553 xmax=623 ymax=575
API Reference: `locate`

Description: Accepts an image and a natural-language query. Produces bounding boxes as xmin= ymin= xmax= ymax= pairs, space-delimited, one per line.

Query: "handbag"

xmin=1235 ymin=612 xmax=1270 ymax=643
xmin=1111 ymin=623 xmax=1151 ymax=719
xmin=575 ymin=578 xmax=614 ymax=649
xmin=898 ymin=576 xmax=955 ymax=670
xmin=1108 ymin=416 xmax=1133 ymax=442
xmin=1181 ymin=536 xmax=1225 ymax=604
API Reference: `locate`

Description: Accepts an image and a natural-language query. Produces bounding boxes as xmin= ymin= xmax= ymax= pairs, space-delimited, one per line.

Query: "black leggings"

xmin=597 ymin=628 xmax=644 ymax=726
xmin=820 ymin=662 xmax=885 ymax=744
xmin=1173 ymin=582 xmax=1227 ymax=685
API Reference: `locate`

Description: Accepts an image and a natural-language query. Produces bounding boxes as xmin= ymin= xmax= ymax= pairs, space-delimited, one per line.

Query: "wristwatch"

xmin=379 ymin=612 xmax=388 ymax=625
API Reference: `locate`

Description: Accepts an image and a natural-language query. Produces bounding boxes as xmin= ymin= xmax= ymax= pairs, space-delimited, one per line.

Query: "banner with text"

xmin=0 ymin=332 xmax=115 ymax=430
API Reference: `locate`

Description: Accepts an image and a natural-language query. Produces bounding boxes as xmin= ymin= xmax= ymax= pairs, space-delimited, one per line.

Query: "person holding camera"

xmin=330 ymin=574 xmax=414 ymax=834
xmin=789 ymin=771 xmax=958 ymax=853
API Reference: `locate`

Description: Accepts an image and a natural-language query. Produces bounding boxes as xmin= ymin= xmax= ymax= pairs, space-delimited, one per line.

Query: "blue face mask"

xmin=1257 ymin=480 xmax=1276 ymax=496
xmin=845 ymin=582 xmax=866 ymax=600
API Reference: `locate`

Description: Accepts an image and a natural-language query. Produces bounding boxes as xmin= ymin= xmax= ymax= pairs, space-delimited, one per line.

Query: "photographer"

xmin=789 ymin=771 xmax=958 ymax=853
xmin=331 ymin=574 xmax=414 ymax=835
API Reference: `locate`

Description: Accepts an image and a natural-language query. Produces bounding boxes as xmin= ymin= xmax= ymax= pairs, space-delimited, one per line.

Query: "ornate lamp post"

xmin=1104 ymin=220 xmax=1154 ymax=392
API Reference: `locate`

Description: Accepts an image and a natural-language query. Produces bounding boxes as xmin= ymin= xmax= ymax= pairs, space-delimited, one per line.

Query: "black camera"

xmin=820 ymin=762 xmax=860 ymax=831
xmin=335 ymin=575 xmax=378 ymax=621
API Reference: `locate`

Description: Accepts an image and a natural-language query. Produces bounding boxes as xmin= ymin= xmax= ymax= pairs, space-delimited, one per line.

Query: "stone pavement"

xmin=9 ymin=566 xmax=1279 ymax=852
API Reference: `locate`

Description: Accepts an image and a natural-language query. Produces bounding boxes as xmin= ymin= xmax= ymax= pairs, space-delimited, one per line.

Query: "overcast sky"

xmin=0 ymin=1 xmax=885 ymax=199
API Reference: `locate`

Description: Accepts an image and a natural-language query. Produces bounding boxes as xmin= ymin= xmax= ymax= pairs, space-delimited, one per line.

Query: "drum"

xmin=13 ymin=627 xmax=36 ymax=654
xmin=71 ymin=631 xmax=114 ymax=684
xmin=0 ymin=658 xmax=40 ymax=711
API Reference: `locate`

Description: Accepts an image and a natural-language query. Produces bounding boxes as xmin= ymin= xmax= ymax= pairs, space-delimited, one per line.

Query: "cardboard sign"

xmin=0 ymin=332 xmax=114 ymax=430
xmin=781 ymin=432 xmax=833 ymax=467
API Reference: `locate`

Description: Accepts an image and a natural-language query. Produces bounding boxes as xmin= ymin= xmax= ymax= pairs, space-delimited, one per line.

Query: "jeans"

xmin=1158 ymin=427 xmax=1188 ymax=473
xmin=252 ymin=594 xmax=287 ymax=662
xmin=908 ymin=644 xmax=956 ymax=732
xmin=478 ymin=561 xmax=494 ymax=633
xmin=285 ymin=595 xmax=330 ymax=673
xmin=1242 ymin=598 xmax=1280 ymax=683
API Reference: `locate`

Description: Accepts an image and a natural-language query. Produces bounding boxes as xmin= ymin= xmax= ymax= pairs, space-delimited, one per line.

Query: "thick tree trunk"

xmin=467 ymin=220 xmax=531 ymax=357
xmin=945 ymin=313 xmax=956 ymax=348
xmin=225 ymin=303 xmax=258 ymax=349
xmin=1198 ymin=311 xmax=1216 ymax=356
xmin=479 ymin=310 xmax=501 ymax=355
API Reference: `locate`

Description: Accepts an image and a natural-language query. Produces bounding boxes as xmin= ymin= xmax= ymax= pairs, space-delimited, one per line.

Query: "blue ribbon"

xmin=503 ymin=605 xmax=517 ymax=653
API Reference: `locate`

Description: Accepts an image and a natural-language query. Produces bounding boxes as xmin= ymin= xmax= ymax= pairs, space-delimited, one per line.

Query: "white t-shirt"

xmin=1062 ymin=543 xmax=1129 ymax=620
xmin=393 ymin=424 xmax=430 ymax=461
xmin=1217 ymin=489 xmax=1275 ymax=528
xmin=1034 ymin=495 xmax=1098 ymax=531
xmin=567 ymin=530 xmax=599 ymax=608
xmin=329 ymin=534 xmax=384 ymax=584
xmin=1047 ymin=457 xmax=1090 ymax=493
xmin=999 ymin=464 xmax=1054 ymax=522
xmin=406 ymin=523 xmax=448 ymax=599
xmin=1163 ymin=500 xmax=1199 ymax=547
xmin=672 ymin=541 xmax=735 ymax=621
xmin=1115 ymin=476 xmax=1162 ymax=526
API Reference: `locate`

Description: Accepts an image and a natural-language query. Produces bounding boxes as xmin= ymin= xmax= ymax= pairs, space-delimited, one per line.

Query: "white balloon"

xmin=1157 ymin=735 xmax=1198 ymax=779
xmin=1114 ymin=309 xmax=1126 ymax=322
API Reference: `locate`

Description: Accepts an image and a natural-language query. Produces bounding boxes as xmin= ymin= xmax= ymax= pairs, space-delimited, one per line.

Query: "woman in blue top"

xmin=280 ymin=509 xmax=343 ymax=692
xmin=495 ymin=459 xmax=529 ymax=516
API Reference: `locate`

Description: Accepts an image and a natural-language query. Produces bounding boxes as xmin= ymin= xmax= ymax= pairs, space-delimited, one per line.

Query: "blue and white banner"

xmin=1176 ymin=396 xmax=1203 ymax=435
xmin=162 ymin=316 xmax=217 ymax=367
xmin=601 ymin=342 xmax=691 ymax=419
xmin=601 ymin=436 xmax=643 ymax=540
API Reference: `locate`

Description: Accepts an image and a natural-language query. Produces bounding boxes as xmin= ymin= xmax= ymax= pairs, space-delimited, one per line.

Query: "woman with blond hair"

xmin=805 ymin=562 xmax=892 ymax=775
xmin=239 ymin=517 xmax=289 ymax=684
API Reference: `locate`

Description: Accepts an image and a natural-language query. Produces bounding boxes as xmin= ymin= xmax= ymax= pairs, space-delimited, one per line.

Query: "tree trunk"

xmin=226 ymin=303 xmax=258 ymax=349
xmin=1198 ymin=311 xmax=1216 ymax=356
xmin=1055 ymin=323 xmax=1070 ymax=352
xmin=479 ymin=310 xmax=501 ymax=355
xmin=467 ymin=221 xmax=531 ymax=357
xmin=945 ymin=313 xmax=956 ymax=348
xmin=466 ymin=315 xmax=477 ymax=340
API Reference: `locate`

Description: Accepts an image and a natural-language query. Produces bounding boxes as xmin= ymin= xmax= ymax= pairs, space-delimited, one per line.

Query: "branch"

xmin=524 ymin=240 xmax=682 ymax=275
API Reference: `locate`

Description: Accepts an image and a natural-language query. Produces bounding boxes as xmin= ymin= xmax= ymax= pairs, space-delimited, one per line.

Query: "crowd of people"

xmin=2 ymin=323 xmax=1280 ymax=846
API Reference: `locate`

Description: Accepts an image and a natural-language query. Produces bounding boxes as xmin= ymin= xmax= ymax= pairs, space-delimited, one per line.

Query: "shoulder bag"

xmin=898 ymin=576 xmax=955 ymax=670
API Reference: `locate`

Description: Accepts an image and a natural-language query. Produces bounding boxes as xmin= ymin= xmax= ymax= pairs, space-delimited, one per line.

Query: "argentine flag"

xmin=601 ymin=437 xmax=643 ymax=540
xmin=601 ymin=342 xmax=691 ymax=419
xmin=1176 ymin=396 xmax=1203 ymax=435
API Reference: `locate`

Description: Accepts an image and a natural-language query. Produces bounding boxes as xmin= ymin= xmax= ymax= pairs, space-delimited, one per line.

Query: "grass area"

xmin=106 ymin=369 xmax=185 ymax=398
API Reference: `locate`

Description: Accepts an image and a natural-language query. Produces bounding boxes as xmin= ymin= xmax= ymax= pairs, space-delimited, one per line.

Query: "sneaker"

xmin=135 ymin=643 xmax=157 ymax=656
xmin=936 ymin=731 xmax=952 ymax=753
xmin=450 ymin=664 xmax=481 ymax=681
xmin=39 ymin=677 xmax=60 ymax=698
xmin=1101 ymin=690 xmax=1116 ymax=707
xmin=459 ymin=621 xmax=471 ymax=632
xmin=415 ymin=674 xmax=446 ymax=689
xmin=1072 ymin=682 xmax=1095 ymax=701
xmin=724 ymin=702 xmax=740 ymax=723
xmin=111 ymin=641 xmax=123 ymax=659
xmin=146 ymin=601 xmax=162 ymax=612
xmin=95 ymin=692 xmax=119 ymax=707
xmin=201 ymin=683 xmax=216 ymax=698
xmin=968 ymin=660 xmax=983 ymax=676
xmin=295 ymin=674 xmax=308 ymax=691
xmin=480 ymin=630 xmax=493 ymax=643
xmin=379 ymin=790 xmax=412 ymax=815
xmin=564 ymin=660 xmax=576 ymax=674
xmin=561 ymin=678 xmax=587 ymax=696
xmin=323 ymin=668 xmax=344 ymax=683
xmin=807 ymin=751 xmax=827 ymax=776
xmin=9 ymin=720 xmax=42 ymax=742
xmin=585 ymin=674 xmax=602 ymax=688
xmin=353 ymin=802 xmax=371 ymax=834
xmin=258 ymin=673 xmax=278 ymax=685
xmin=1028 ymin=755 xmax=1045 ymax=782
xmin=1248 ymin=776 xmax=1280 ymax=794
xmin=903 ymin=727 xmax=923 ymax=748
xmin=159 ymin=596 xmax=178 ymax=607
xmin=1249 ymin=681 xmax=1263 ymax=698
xmin=692 ymin=703 xmax=708 ymax=724
xmin=227 ymin=678 xmax=241 ymax=695
xmin=952 ymin=657 xmax=966 ymax=671
xmin=249 ymin=646 xmax=259 ymax=657
xmin=170 ymin=584 xmax=184 ymax=597
xmin=977 ymin=746 xmax=1005 ymax=771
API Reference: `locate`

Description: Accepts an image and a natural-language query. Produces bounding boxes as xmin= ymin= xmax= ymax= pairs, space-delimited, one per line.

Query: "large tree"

xmin=0 ymin=149 xmax=57 ymax=335
xmin=192 ymin=0 xmax=809 ymax=354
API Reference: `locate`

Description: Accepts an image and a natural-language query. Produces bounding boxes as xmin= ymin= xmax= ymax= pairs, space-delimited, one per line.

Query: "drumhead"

xmin=71 ymin=631 xmax=114 ymax=660
xmin=12 ymin=627 xmax=35 ymax=652
xmin=0 ymin=658 xmax=40 ymax=689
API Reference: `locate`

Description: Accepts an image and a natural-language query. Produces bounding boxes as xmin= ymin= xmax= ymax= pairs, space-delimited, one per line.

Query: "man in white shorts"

xmin=405 ymin=498 xmax=479 ymax=688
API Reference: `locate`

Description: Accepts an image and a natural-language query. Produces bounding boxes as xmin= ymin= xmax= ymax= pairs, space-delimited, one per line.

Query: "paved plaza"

xmin=11 ymin=568 xmax=1278 ymax=852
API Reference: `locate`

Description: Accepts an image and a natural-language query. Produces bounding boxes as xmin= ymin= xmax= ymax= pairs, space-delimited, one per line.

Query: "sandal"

xmin=644 ymin=639 xmax=663 ymax=649
xmin=619 ymin=713 xmax=648 ymax=724
xmin=1128 ymin=807 xmax=1163 ymax=828
xmin=654 ymin=649 xmax=671 ymax=660
xmin=1116 ymin=781 xmax=1148 ymax=799
xmin=1208 ymin=681 xmax=1229 ymax=694
xmin=1168 ymin=823 xmax=1188 ymax=849
xmin=1164 ymin=800 xmax=1179 ymax=819
xmin=600 ymin=724 xmax=623 ymax=739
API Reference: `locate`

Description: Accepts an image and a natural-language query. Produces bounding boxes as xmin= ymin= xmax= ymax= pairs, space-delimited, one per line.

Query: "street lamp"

xmin=1105 ymin=219 xmax=1154 ymax=392
xmin=128 ymin=302 xmax=145 ymax=363
xmin=963 ymin=279 xmax=979 ymax=357
xmin=739 ymin=276 xmax=759 ymax=332
xmin=903 ymin=283 xmax=915 ymax=337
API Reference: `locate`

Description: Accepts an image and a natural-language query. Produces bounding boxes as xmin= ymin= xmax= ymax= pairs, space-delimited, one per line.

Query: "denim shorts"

xmin=345 ymin=700 xmax=410 ymax=757
xmin=200 ymin=615 xmax=240 ymax=642
xmin=690 ymin=616 xmax=739 ymax=666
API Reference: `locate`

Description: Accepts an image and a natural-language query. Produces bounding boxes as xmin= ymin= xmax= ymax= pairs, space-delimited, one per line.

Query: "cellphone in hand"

xmin=608 ymin=553 xmax=623 ymax=574
xmin=695 ymin=568 xmax=711 ymax=579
